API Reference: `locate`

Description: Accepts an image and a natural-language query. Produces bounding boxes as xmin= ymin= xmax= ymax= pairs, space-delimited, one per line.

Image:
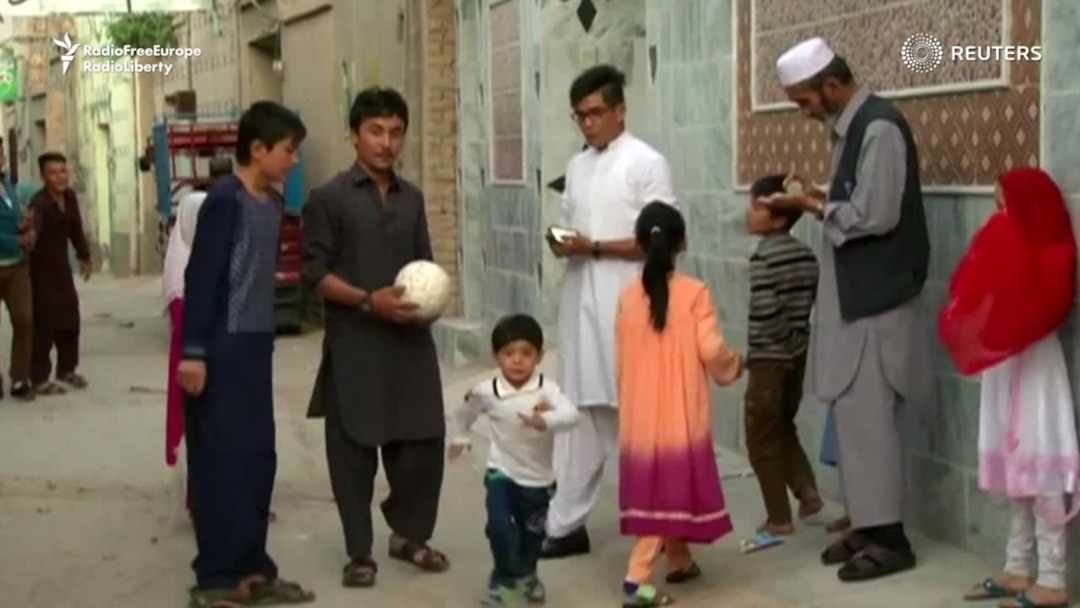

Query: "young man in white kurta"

xmin=543 ymin=65 xmax=677 ymax=559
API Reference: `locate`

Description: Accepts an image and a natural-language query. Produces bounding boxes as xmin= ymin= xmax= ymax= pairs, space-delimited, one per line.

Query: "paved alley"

xmin=0 ymin=277 xmax=1001 ymax=607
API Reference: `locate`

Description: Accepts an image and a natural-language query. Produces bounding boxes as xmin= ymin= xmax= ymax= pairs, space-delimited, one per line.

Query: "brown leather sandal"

xmin=342 ymin=558 xmax=377 ymax=588
xmin=388 ymin=538 xmax=450 ymax=572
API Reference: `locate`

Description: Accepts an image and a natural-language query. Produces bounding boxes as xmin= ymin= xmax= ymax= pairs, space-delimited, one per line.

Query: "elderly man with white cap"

xmin=762 ymin=37 xmax=931 ymax=582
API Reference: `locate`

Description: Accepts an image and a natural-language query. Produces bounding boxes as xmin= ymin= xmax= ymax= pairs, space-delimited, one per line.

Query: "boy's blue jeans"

xmin=484 ymin=469 xmax=554 ymax=588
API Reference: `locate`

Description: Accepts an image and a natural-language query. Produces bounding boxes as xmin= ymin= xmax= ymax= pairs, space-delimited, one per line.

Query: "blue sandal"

xmin=964 ymin=578 xmax=1016 ymax=600
xmin=1000 ymin=590 xmax=1069 ymax=608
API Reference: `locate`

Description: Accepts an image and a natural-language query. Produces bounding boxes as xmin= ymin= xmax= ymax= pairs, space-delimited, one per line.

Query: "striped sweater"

xmin=747 ymin=233 xmax=819 ymax=363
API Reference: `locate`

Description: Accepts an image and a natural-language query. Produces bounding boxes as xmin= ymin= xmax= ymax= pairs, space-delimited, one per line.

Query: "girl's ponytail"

xmin=642 ymin=226 xmax=674 ymax=331
xmin=635 ymin=201 xmax=687 ymax=332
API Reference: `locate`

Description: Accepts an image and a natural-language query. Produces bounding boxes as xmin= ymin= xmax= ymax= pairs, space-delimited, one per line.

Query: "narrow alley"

xmin=0 ymin=277 xmax=997 ymax=607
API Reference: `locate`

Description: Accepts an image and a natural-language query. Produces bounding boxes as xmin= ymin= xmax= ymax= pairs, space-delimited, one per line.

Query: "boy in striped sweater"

xmin=742 ymin=174 xmax=824 ymax=542
xmin=449 ymin=314 xmax=581 ymax=605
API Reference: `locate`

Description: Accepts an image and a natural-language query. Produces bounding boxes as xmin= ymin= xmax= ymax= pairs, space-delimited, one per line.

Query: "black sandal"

xmin=821 ymin=532 xmax=868 ymax=565
xmin=665 ymin=562 xmax=701 ymax=584
xmin=388 ymin=538 xmax=450 ymax=572
xmin=342 ymin=558 xmax=377 ymax=588
xmin=59 ymin=373 xmax=87 ymax=389
xmin=35 ymin=381 xmax=66 ymax=396
xmin=837 ymin=544 xmax=916 ymax=582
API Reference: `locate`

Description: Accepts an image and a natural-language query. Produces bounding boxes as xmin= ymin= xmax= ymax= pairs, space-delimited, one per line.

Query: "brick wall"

xmin=420 ymin=0 xmax=460 ymax=316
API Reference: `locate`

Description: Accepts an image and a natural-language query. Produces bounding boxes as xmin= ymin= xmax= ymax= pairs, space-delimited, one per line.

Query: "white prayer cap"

xmin=775 ymin=37 xmax=836 ymax=87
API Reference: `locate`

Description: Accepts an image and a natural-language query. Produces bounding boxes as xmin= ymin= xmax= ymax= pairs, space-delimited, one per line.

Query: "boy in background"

xmin=176 ymin=101 xmax=315 ymax=606
xmin=449 ymin=314 xmax=580 ymax=605
xmin=742 ymin=174 xmax=823 ymax=546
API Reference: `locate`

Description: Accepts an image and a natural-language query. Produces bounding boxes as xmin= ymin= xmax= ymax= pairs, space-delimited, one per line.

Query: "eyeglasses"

xmin=570 ymin=106 xmax=612 ymax=126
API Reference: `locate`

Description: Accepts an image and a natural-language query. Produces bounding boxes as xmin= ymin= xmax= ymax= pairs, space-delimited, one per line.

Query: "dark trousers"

xmin=744 ymin=355 xmax=818 ymax=525
xmin=0 ymin=263 xmax=32 ymax=384
xmin=186 ymin=334 xmax=279 ymax=590
xmin=325 ymin=410 xmax=445 ymax=560
xmin=484 ymin=471 xmax=552 ymax=587
xmin=31 ymin=326 xmax=78 ymax=385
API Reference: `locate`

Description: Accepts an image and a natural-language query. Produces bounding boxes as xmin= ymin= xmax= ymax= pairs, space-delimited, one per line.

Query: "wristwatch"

xmin=591 ymin=240 xmax=601 ymax=258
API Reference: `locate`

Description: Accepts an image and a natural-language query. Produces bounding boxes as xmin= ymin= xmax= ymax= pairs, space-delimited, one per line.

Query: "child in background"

xmin=449 ymin=314 xmax=581 ymax=606
xmin=615 ymin=202 xmax=743 ymax=607
xmin=177 ymin=102 xmax=314 ymax=607
xmin=161 ymin=157 xmax=233 ymax=517
xmin=939 ymin=168 xmax=1077 ymax=608
xmin=742 ymin=175 xmax=823 ymax=548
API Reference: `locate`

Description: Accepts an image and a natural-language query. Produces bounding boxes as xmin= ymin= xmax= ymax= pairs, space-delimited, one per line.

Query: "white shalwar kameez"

xmin=547 ymin=132 xmax=677 ymax=539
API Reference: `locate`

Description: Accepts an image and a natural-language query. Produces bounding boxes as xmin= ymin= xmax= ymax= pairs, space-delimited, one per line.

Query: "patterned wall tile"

xmin=754 ymin=0 xmax=1004 ymax=107
xmin=736 ymin=0 xmax=1041 ymax=187
xmin=490 ymin=0 xmax=525 ymax=183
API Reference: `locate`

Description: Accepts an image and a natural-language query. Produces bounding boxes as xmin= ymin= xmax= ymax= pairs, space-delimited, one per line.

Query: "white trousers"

xmin=546 ymin=406 xmax=619 ymax=538
xmin=1004 ymin=495 xmax=1068 ymax=589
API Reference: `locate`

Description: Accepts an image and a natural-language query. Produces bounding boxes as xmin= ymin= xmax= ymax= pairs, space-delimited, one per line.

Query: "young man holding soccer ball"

xmin=302 ymin=87 xmax=449 ymax=589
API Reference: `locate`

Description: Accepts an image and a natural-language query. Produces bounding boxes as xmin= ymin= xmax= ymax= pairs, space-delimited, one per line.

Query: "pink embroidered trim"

xmin=980 ymin=453 xmax=1080 ymax=525
xmin=994 ymin=354 xmax=1080 ymax=525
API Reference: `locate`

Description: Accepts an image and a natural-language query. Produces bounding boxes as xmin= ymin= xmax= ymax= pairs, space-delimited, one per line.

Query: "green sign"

xmin=0 ymin=55 xmax=18 ymax=105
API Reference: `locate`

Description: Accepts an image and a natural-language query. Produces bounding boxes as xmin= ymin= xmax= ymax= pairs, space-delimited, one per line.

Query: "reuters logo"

xmin=901 ymin=33 xmax=944 ymax=73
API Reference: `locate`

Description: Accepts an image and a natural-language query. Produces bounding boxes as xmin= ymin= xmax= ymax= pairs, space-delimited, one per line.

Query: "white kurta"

xmin=547 ymin=132 xmax=676 ymax=539
xmin=556 ymin=132 xmax=677 ymax=408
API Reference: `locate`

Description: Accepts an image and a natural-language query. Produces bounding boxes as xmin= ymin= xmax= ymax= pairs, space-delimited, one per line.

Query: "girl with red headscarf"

xmin=940 ymin=168 xmax=1077 ymax=608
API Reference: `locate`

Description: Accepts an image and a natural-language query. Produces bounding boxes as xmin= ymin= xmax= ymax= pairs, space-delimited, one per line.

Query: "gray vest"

xmin=827 ymin=94 xmax=929 ymax=322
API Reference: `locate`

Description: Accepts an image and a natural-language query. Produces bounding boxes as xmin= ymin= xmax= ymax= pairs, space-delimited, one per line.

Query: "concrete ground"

xmin=0 ymin=276 xmax=1003 ymax=607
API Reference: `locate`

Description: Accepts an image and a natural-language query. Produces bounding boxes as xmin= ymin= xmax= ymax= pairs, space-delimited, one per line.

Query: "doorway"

xmin=93 ymin=124 xmax=112 ymax=272
xmin=248 ymin=32 xmax=283 ymax=104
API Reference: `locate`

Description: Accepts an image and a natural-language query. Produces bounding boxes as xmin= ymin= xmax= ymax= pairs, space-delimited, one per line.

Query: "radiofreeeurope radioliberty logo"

xmin=900 ymin=32 xmax=1041 ymax=73
xmin=52 ymin=33 xmax=201 ymax=77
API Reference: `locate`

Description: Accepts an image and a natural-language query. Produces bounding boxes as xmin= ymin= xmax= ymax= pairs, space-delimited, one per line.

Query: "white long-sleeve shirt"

xmin=450 ymin=372 xmax=580 ymax=487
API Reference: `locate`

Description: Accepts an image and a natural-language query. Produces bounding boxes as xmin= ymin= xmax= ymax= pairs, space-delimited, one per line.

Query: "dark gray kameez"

xmin=302 ymin=165 xmax=445 ymax=561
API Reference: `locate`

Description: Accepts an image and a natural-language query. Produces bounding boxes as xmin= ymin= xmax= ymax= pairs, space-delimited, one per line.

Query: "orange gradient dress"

xmin=616 ymin=273 xmax=741 ymax=543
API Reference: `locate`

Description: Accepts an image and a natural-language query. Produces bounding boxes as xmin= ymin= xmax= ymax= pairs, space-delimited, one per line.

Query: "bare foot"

xmin=1007 ymin=584 xmax=1067 ymax=606
xmin=756 ymin=521 xmax=795 ymax=535
xmin=797 ymin=491 xmax=824 ymax=519
xmin=825 ymin=516 xmax=851 ymax=533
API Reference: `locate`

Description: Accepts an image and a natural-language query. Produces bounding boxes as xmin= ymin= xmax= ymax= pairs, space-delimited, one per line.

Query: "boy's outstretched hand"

xmin=519 ymin=401 xmax=552 ymax=431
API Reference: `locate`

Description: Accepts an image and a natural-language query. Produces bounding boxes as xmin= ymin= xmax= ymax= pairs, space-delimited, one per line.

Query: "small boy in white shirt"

xmin=449 ymin=314 xmax=580 ymax=605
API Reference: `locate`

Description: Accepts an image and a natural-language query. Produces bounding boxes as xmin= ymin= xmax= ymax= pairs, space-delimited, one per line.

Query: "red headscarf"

xmin=938 ymin=167 xmax=1076 ymax=376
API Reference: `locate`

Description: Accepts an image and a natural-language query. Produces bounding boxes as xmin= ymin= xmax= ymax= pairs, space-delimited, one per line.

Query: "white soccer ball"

xmin=394 ymin=260 xmax=452 ymax=321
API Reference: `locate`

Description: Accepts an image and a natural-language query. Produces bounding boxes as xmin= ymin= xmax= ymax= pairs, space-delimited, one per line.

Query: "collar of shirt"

xmin=494 ymin=371 xmax=543 ymax=398
xmin=590 ymin=130 xmax=631 ymax=155
xmin=348 ymin=163 xmax=402 ymax=191
xmin=831 ymin=86 xmax=871 ymax=140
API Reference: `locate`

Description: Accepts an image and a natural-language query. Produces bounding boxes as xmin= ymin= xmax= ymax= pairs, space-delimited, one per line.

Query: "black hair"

xmin=807 ymin=55 xmax=855 ymax=89
xmin=635 ymin=202 xmax=686 ymax=332
xmin=750 ymin=174 xmax=804 ymax=230
xmin=235 ymin=101 xmax=307 ymax=165
xmin=490 ymin=313 xmax=544 ymax=353
xmin=569 ymin=64 xmax=626 ymax=108
xmin=37 ymin=151 xmax=66 ymax=173
xmin=208 ymin=156 xmax=233 ymax=178
xmin=349 ymin=87 xmax=410 ymax=132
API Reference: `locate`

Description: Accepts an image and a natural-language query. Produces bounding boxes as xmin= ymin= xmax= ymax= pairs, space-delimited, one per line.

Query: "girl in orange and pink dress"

xmin=615 ymin=202 xmax=744 ymax=607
